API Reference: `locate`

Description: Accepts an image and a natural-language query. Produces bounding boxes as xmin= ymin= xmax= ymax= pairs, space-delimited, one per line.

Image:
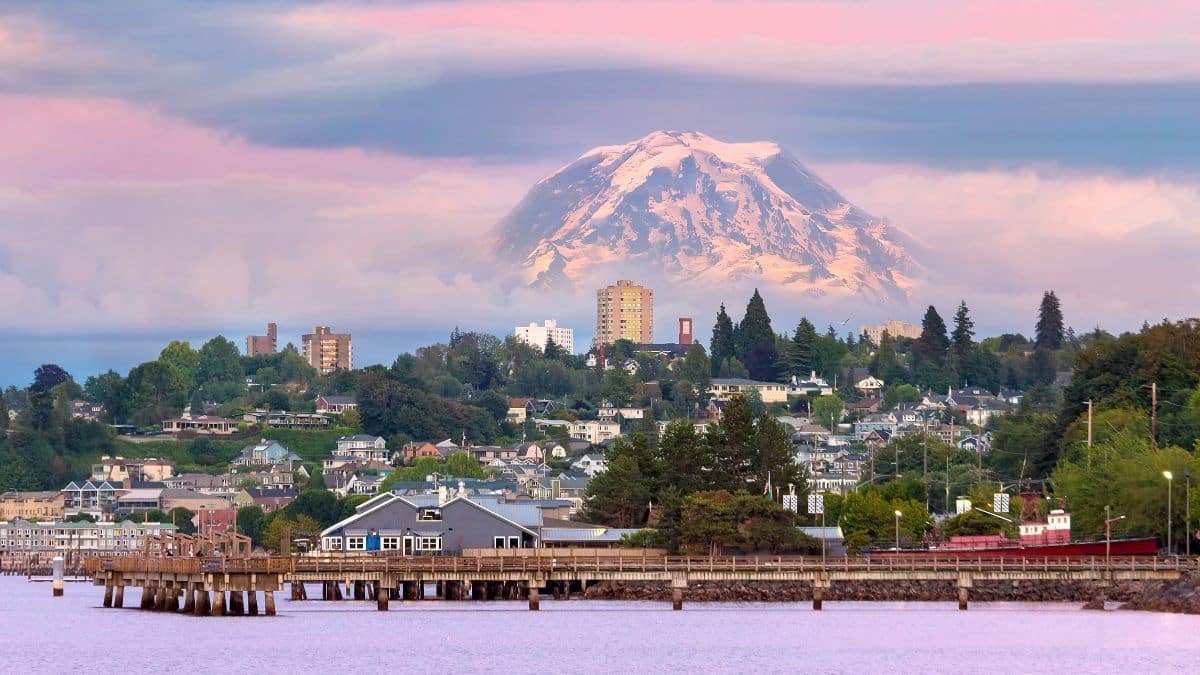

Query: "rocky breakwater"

xmin=1119 ymin=572 xmax=1200 ymax=615
xmin=582 ymin=579 xmax=1177 ymax=605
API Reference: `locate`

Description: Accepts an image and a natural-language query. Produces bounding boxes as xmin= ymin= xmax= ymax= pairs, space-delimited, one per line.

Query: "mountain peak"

xmin=494 ymin=131 xmax=918 ymax=302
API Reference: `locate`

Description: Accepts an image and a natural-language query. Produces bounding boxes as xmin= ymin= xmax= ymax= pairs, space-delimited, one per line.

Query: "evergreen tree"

xmin=1035 ymin=291 xmax=1065 ymax=350
xmin=188 ymin=389 xmax=204 ymax=415
xmin=0 ymin=396 xmax=7 ymax=431
xmin=735 ymin=289 xmax=777 ymax=381
xmin=914 ymin=305 xmax=950 ymax=366
xmin=706 ymin=395 xmax=758 ymax=490
xmin=542 ymin=335 xmax=562 ymax=360
xmin=781 ymin=318 xmax=817 ymax=380
xmin=709 ymin=304 xmax=735 ymax=377
xmin=679 ymin=344 xmax=712 ymax=390
xmin=951 ymin=300 xmax=975 ymax=362
xmin=659 ymin=420 xmax=713 ymax=495
xmin=869 ymin=332 xmax=904 ymax=383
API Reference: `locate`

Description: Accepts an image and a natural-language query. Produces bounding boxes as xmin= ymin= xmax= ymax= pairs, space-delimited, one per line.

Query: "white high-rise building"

xmin=514 ymin=320 xmax=574 ymax=354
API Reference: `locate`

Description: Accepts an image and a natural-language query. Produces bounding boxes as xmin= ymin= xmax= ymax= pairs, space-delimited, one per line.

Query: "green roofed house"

xmin=231 ymin=439 xmax=301 ymax=469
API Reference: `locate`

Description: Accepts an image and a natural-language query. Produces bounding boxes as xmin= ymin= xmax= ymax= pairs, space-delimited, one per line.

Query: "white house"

xmin=569 ymin=420 xmax=621 ymax=445
xmin=597 ymin=405 xmax=645 ymax=421
xmin=708 ymin=378 xmax=789 ymax=404
xmin=571 ymin=454 xmax=609 ymax=477
xmin=334 ymin=434 xmax=389 ymax=461
xmin=854 ymin=375 xmax=885 ymax=395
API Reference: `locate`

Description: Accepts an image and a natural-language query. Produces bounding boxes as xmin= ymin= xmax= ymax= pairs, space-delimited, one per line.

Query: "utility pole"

xmin=1086 ymin=399 xmax=1093 ymax=467
xmin=922 ymin=418 xmax=929 ymax=511
xmin=1151 ymin=383 xmax=1158 ymax=451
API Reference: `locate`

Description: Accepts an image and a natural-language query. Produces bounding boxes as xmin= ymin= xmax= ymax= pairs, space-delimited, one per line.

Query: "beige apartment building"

xmin=246 ymin=322 xmax=278 ymax=357
xmin=0 ymin=491 xmax=66 ymax=521
xmin=302 ymin=326 xmax=353 ymax=374
xmin=595 ymin=280 xmax=653 ymax=346
xmin=861 ymin=320 xmax=922 ymax=345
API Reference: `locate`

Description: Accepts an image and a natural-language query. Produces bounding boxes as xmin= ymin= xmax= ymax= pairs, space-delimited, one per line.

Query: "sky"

xmin=2 ymin=0 xmax=1200 ymax=386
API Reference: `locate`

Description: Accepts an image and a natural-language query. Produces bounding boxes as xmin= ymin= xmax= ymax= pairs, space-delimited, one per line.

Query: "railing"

xmin=85 ymin=554 xmax=1196 ymax=577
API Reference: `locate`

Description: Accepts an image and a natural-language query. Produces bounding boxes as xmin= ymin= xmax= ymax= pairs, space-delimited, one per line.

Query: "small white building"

xmin=514 ymin=319 xmax=574 ymax=354
xmin=571 ymin=454 xmax=610 ymax=477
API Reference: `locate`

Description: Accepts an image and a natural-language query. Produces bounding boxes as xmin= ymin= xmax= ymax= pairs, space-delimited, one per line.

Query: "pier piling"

xmin=103 ymin=581 xmax=114 ymax=608
xmin=113 ymin=584 xmax=124 ymax=608
xmin=248 ymin=591 xmax=259 ymax=616
xmin=264 ymin=591 xmax=276 ymax=616
xmin=528 ymin=585 xmax=539 ymax=611
xmin=212 ymin=591 xmax=225 ymax=617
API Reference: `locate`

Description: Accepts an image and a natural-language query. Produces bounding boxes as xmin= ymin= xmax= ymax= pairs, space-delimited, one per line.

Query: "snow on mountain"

xmin=493 ymin=130 xmax=918 ymax=302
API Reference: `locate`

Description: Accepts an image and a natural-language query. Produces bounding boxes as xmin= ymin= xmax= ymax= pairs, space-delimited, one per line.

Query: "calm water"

xmin=5 ymin=578 xmax=1200 ymax=673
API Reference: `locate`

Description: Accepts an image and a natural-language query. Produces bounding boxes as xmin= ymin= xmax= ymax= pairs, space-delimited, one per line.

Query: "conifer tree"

xmin=710 ymin=304 xmax=735 ymax=377
xmin=951 ymin=300 xmax=975 ymax=361
xmin=1035 ymin=291 xmax=1064 ymax=350
xmin=735 ymin=289 xmax=777 ymax=382
xmin=914 ymin=305 xmax=950 ymax=366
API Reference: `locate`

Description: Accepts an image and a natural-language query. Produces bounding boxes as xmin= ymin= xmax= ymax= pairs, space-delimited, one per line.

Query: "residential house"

xmin=506 ymin=398 xmax=531 ymax=424
xmin=532 ymin=418 xmax=571 ymax=436
xmin=244 ymin=486 xmax=298 ymax=513
xmin=70 ymin=400 xmax=105 ymax=421
xmin=708 ymin=378 xmax=789 ymax=404
xmin=854 ymin=375 xmax=885 ymax=395
xmin=844 ymin=397 xmax=882 ymax=415
xmin=231 ymin=439 xmax=301 ymax=468
xmin=161 ymin=414 xmax=239 ymax=435
xmin=863 ymin=429 xmax=892 ymax=454
xmin=788 ymin=372 xmax=833 ymax=397
xmin=854 ymin=413 xmax=898 ymax=439
xmin=965 ymin=400 xmax=1010 ymax=427
xmin=91 ymin=456 xmax=176 ymax=483
xmin=319 ymin=491 xmax=542 ymax=554
xmin=315 ymin=394 xmax=358 ymax=414
xmin=597 ymin=404 xmax=645 ymax=422
xmin=241 ymin=410 xmax=331 ymax=430
xmin=398 ymin=442 xmax=441 ymax=462
xmin=570 ymin=454 xmax=609 ymax=477
xmin=569 ymin=420 xmax=620 ymax=445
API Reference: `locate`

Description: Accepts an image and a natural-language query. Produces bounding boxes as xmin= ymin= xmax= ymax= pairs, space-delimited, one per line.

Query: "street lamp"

xmin=1104 ymin=505 xmax=1125 ymax=569
xmin=1163 ymin=471 xmax=1174 ymax=555
xmin=894 ymin=510 xmax=903 ymax=551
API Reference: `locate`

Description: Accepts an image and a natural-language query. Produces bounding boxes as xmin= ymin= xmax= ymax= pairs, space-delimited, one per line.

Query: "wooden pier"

xmin=84 ymin=553 xmax=1193 ymax=614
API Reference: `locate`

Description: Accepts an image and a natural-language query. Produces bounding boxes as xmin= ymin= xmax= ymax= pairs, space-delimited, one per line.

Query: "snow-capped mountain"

xmin=493 ymin=130 xmax=918 ymax=302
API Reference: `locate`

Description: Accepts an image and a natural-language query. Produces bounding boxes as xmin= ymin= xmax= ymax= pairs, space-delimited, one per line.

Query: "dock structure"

xmin=85 ymin=553 xmax=1192 ymax=614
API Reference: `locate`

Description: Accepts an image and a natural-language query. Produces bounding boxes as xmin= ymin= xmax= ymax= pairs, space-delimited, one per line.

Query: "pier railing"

xmin=85 ymin=553 xmax=1196 ymax=577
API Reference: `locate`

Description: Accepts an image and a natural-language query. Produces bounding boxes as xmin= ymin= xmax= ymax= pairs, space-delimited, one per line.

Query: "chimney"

xmin=437 ymin=484 xmax=448 ymax=506
xmin=678 ymin=317 xmax=693 ymax=345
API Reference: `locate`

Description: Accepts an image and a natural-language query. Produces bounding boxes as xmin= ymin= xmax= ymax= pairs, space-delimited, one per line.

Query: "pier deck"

xmin=84 ymin=553 xmax=1193 ymax=614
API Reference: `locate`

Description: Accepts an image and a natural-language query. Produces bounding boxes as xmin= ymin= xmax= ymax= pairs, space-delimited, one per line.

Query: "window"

xmin=417 ymin=508 xmax=442 ymax=521
xmin=508 ymin=536 xmax=520 ymax=549
xmin=416 ymin=537 xmax=442 ymax=551
xmin=324 ymin=537 xmax=343 ymax=551
xmin=346 ymin=536 xmax=366 ymax=551
xmin=494 ymin=536 xmax=506 ymax=548
xmin=381 ymin=536 xmax=400 ymax=550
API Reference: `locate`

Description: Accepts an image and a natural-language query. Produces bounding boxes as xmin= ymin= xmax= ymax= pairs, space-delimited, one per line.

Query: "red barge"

xmin=871 ymin=494 xmax=1159 ymax=557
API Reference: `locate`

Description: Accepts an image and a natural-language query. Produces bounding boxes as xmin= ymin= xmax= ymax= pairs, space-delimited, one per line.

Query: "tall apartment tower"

xmin=246 ymin=322 xmax=278 ymax=357
xmin=302 ymin=326 xmax=353 ymax=374
xmin=678 ymin=317 xmax=693 ymax=345
xmin=595 ymin=280 xmax=654 ymax=346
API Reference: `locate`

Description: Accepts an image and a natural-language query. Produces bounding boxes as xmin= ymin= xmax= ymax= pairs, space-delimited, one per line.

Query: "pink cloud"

xmin=296 ymin=0 xmax=1200 ymax=48
xmin=0 ymin=95 xmax=486 ymax=190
